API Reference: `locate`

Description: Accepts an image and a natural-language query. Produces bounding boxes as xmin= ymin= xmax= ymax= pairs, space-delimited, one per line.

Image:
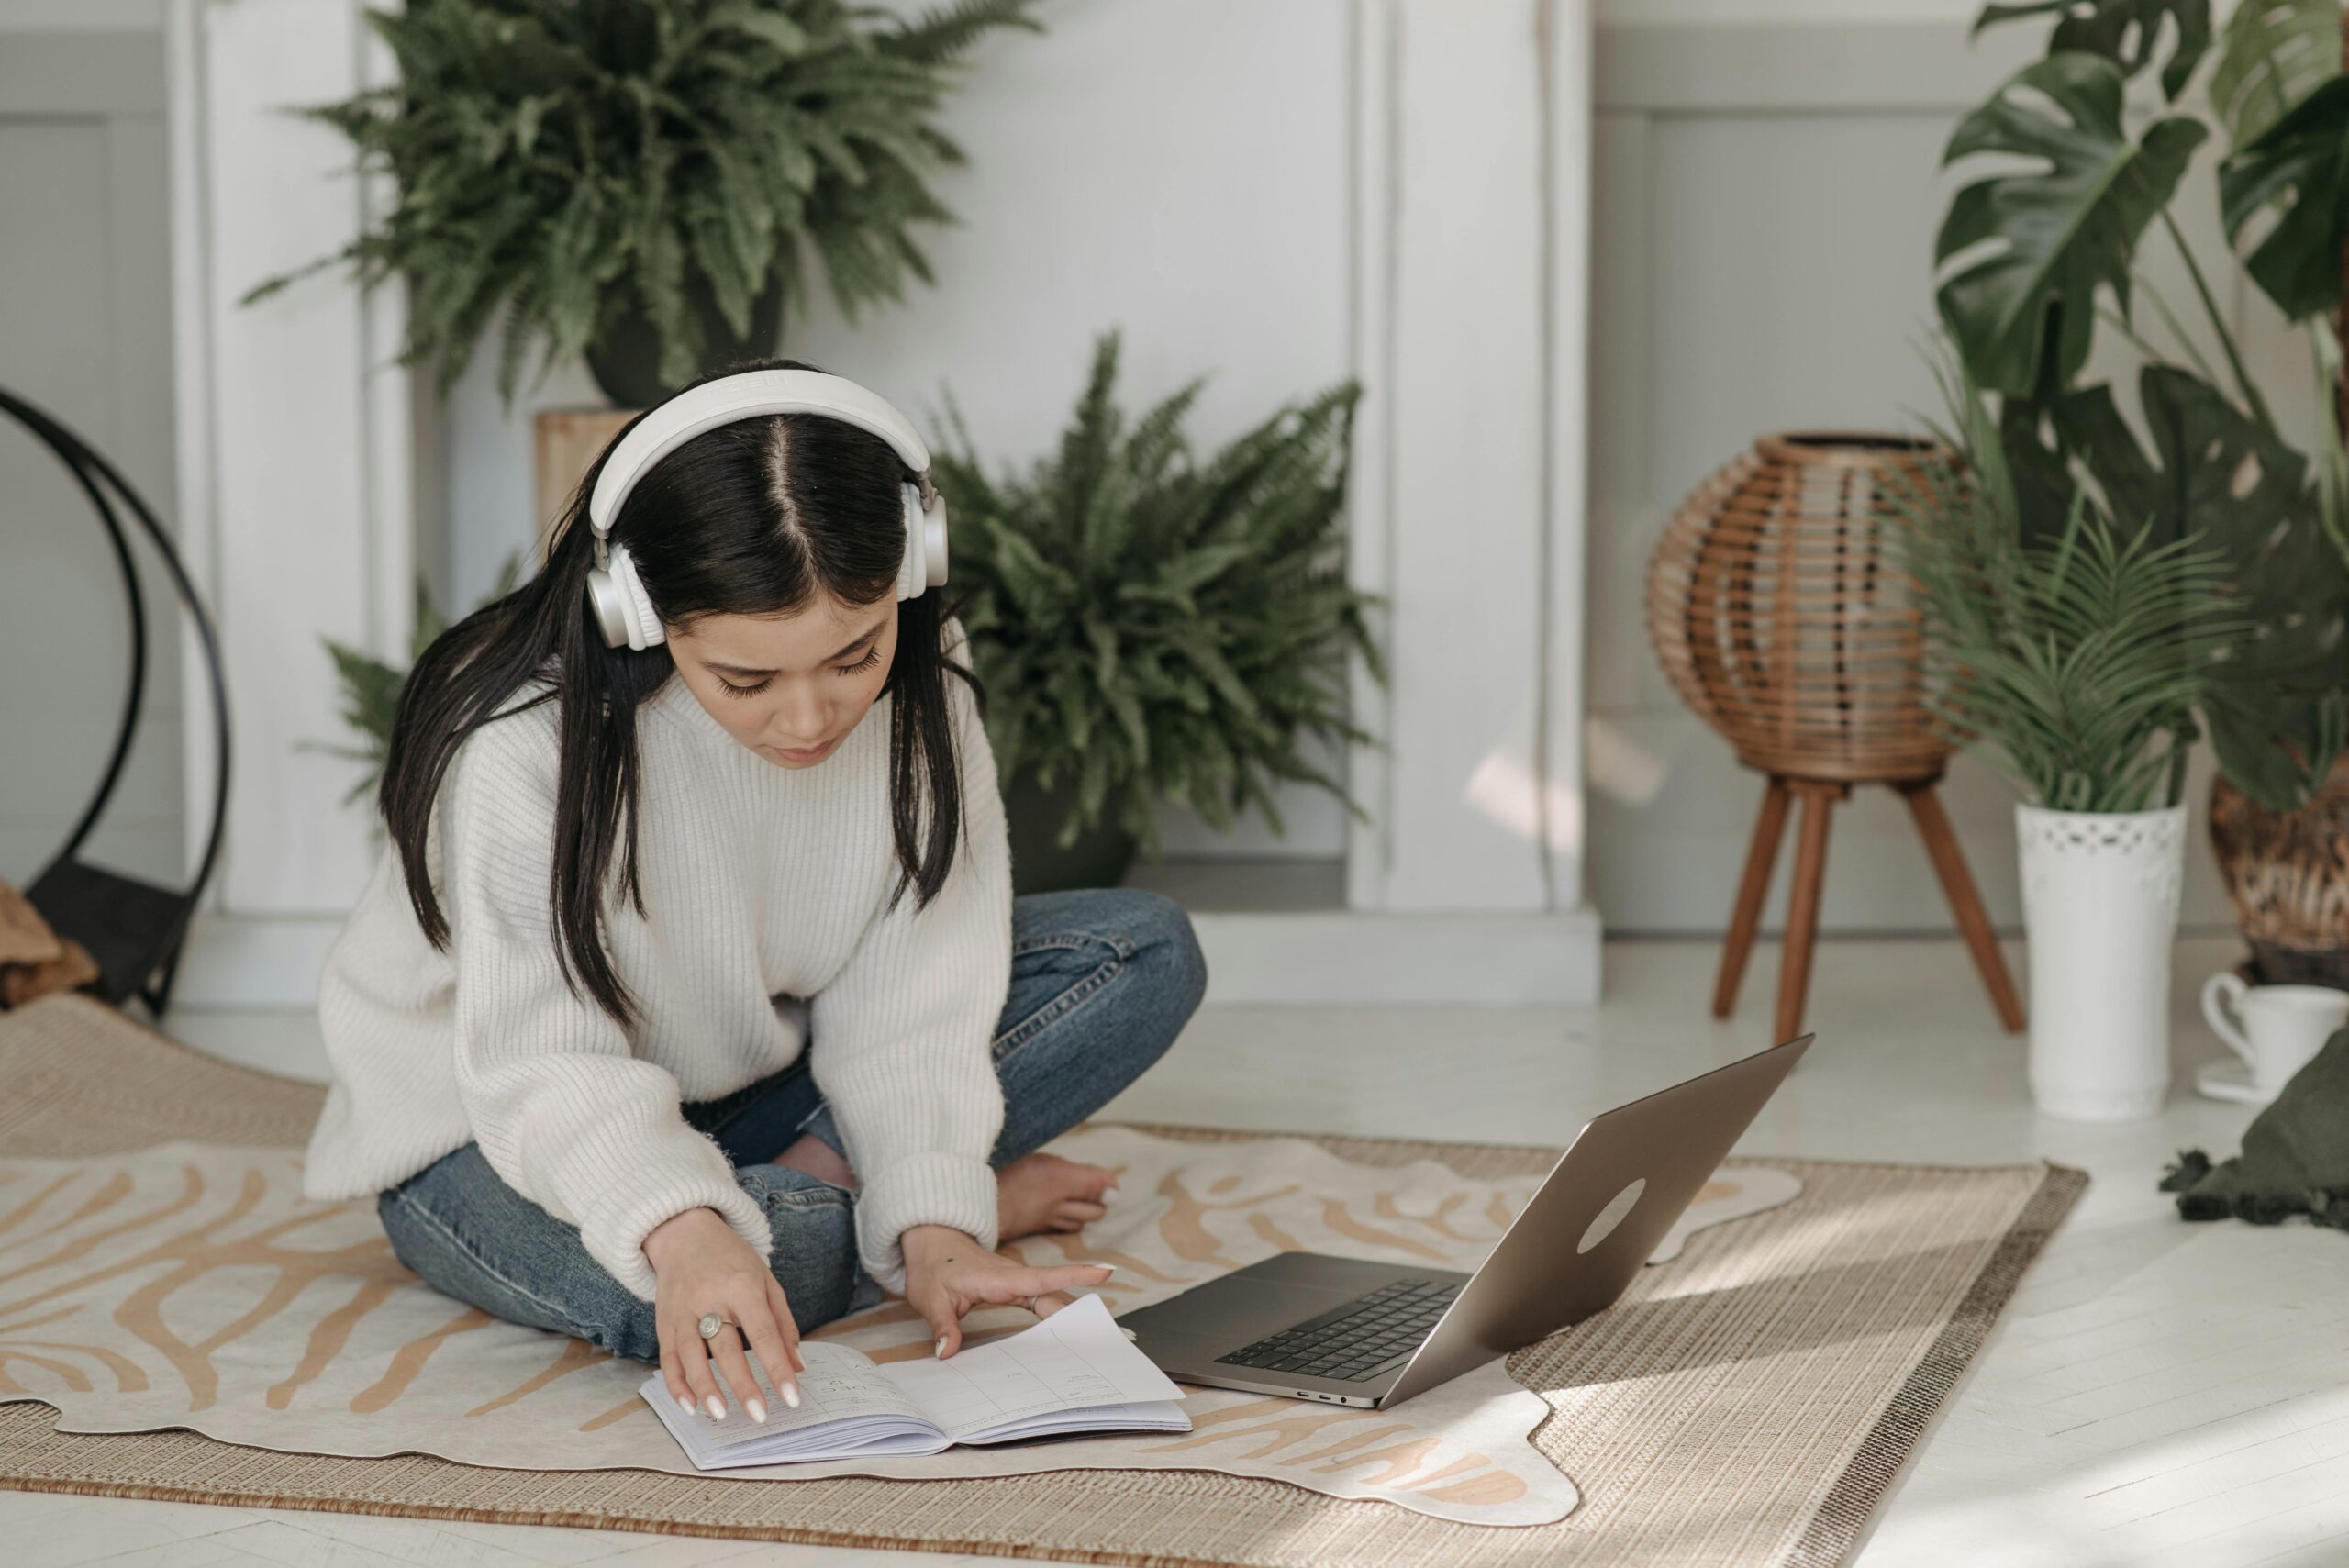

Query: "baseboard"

xmin=172 ymin=913 xmax=346 ymax=1009
xmin=1188 ymin=906 xmax=1604 ymax=1006
xmin=172 ymin=906 xmax=1607 ymax=1010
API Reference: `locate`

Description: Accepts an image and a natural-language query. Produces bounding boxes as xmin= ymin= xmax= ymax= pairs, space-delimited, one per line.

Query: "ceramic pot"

xmin=2016 ymin=802 xmax=2188 ymax=1121
xmin=584 ymin=272 xmax=786 ymax=410
xmin=2210 ymin=753 xmax=2349 ymax=987
xmin=1001 ymin=767 xmax=1139 ymax=895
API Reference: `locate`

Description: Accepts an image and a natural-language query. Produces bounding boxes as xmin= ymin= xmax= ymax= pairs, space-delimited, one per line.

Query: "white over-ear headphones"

xmin=583 ymin=368 xmax=951 ymax=651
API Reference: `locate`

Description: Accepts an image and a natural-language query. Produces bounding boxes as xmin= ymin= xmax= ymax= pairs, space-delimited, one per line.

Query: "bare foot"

xmin=996 ymin=1152 xmax=1119 ymax=1241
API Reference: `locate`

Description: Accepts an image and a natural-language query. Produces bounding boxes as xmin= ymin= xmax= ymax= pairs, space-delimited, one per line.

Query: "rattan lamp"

xmin=1646 ymin=431 xmax=2023 ymax=1040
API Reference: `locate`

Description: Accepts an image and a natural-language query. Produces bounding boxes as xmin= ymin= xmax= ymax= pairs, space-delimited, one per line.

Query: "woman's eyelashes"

xmin=714 ymin=645 xmax=881 ymax=698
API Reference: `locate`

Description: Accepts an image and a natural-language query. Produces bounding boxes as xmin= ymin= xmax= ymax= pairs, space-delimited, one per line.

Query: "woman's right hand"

xmin=644 ymin=1206 xmax=805 ymax=1421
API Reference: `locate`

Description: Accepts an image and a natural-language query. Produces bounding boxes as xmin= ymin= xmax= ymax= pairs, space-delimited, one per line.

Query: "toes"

xmin=1054 ymin=1162 xmax=1114 ymax=1201
xmin=1052 ymin=1200 xmax=1106 ymax=1233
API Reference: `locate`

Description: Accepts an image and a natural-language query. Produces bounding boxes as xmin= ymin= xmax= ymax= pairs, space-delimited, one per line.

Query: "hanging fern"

xmin=930 ymin=330 xmax=1387 ymax=855
xmin=245 ymin=0 xmax=1043 ymax=402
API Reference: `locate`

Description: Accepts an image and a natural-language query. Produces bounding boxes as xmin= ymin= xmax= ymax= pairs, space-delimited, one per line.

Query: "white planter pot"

xmin=2016 ymin=802 xmax=2188 ymax=1121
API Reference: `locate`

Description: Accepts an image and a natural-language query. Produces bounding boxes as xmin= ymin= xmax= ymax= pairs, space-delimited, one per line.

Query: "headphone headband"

xmin=589 ymin=368 xmax=933 ymax=533
xmin=581 ymin=368 xmax=949 ymax=649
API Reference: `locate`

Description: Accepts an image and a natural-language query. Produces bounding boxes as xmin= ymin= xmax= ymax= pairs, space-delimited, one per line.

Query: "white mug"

xmin=2200 ymin=975 xmax=2349 ymax=1093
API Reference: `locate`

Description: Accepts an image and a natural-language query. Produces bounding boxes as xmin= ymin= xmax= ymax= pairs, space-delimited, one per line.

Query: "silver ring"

xmin=1022 ymin=1295 xmax=1039 ymax=1315
xmin=697 ymin=1312 xmax=735 ymax=1341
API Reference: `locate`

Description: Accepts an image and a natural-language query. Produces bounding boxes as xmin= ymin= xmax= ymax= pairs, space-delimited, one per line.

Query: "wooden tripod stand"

xmin=1712 ymin=771 xmax=2025 ymax=1041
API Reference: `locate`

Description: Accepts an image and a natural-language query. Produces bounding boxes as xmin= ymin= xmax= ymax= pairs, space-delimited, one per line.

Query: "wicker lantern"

xmin=1646 ymin=432 xmax=2023 ymax=1040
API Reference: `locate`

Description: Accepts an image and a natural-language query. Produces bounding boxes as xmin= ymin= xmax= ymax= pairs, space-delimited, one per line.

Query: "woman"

xmin=302 ymin=359 xmax=1206 ymax=1426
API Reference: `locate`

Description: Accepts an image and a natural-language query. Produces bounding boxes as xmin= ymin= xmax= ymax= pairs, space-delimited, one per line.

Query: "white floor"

xmin=15 ymin=933 xmax=2343 ymax=1567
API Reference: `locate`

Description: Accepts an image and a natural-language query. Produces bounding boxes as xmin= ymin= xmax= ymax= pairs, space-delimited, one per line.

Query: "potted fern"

xmin=1898 ymin=367 xmax=2254 ymax=1121
xmin=247 ymin=0 xmax=1043 ymax=407
xmin=930 ymin=331 xmax=1386 ymax=893
xmin=1932 ymin=0 xmax=2349 ymax=986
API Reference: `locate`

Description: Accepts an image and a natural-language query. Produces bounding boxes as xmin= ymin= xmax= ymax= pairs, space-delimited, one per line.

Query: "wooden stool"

xmin=1712 ymin=772 xmax=2024 ymax=1041
xmin=1646 ymin=431 xmax=2029 ymax=1042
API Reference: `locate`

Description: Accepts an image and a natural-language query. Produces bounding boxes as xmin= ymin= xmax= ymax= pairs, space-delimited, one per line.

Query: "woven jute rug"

xmin=0 ymin=994 xmax=2083 ymax=1566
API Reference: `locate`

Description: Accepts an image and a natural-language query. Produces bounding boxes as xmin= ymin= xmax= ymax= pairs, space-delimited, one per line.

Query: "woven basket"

xmin=1646 ymin=432 xmax=1948 ymax=784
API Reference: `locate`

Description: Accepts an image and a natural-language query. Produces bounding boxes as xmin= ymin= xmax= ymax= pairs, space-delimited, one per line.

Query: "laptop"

xmin=1119 ymin=1033 xmax=1812 ymax=1409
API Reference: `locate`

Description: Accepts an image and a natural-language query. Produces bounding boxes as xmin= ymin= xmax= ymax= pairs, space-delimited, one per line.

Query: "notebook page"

xmin=877 ymin=1293 xmax=1187 ymax=1442
xmin=637 ymin=1337 xmax=937 ymax=1462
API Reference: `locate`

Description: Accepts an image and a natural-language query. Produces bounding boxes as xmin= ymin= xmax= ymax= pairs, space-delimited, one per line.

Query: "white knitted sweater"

xmin=301 ymin=620 xmax=1011 ymax=1301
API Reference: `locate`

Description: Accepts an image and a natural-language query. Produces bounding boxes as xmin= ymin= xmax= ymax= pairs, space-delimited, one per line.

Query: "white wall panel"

xmin=0 ymin=50 xmax=183 ymax=895
xmin=1587 ymin=23 xmax=2277 ymax=934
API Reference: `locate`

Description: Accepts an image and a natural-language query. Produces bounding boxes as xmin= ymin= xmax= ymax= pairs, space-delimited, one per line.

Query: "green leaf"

xmin=945 ymin=329 xmax=1384 ymax=843
xmin=1893 ymin=350 xmax=2300 ymax=813
xmin=242 ymin=0 xmax=1047 ymax=406
xmin=710 ymin=6 xmax=808 ymax=55
xmin=2123 ymin=366 xmax=2343 ymax=806
xmin=1935 ymin=53 xmax=2209 ymax=396
xmin=2210 ymin=0 xmax=2344 ymax=150
xmin=1975 ymin=0 xmax=2215 ymax=100
xmin=2221 ymin=75 xmax=2349 ymax=321
xmin=888 ymin=0 xmax=1047 ymax=66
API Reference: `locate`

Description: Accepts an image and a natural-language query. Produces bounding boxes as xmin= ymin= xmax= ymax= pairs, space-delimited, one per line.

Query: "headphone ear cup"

xmin=585 ymin=566 xmax=633 ymax=649
xmin=896 ymin=483 xmax=928 ymax=602
xmin=924 ymin=492 xmax=949 ymax=590
xmin=597 ymin=545 xmax=666 ymax=650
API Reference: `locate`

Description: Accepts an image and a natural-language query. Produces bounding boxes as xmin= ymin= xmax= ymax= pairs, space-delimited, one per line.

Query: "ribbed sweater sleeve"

xmin=443 ymin=712 xmax=774 ymax=1301
xmin=808 ymin=628 xmax=1013 ymax=1294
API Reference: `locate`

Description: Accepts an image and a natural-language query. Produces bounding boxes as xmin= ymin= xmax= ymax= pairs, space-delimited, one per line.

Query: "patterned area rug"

xmin=0 ymin=995 xmax=2084 ymax=1566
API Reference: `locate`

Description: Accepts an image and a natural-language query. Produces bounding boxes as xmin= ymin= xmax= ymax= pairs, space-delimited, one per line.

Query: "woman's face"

xmin=666 ymin=591 xmax=898 ymax=769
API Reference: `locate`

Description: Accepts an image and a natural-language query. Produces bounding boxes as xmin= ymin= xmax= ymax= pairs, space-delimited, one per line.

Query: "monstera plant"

xmin=1932 ymin=0 xmax=2349 ymax=983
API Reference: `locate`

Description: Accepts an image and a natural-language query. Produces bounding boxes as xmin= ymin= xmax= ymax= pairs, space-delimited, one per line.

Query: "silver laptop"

xmin=1119 ymin=1033 xmax=1812 ymax=1409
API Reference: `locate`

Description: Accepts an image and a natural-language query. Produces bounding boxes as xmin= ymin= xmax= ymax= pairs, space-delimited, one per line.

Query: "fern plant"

xmin=310 ymin=553 xmax=524 ymax=806
xmin=930 ymin=330 xmax=1386 ymax=855
xmin=248 ymin=0 xmax=1042 ymax=405
xmin=1894 ymin=362 xmax=2254 ymax=814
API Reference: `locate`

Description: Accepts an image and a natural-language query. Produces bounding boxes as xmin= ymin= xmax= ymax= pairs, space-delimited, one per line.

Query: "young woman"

xmin=301 ymin=359 xmax=1207 ymax=1425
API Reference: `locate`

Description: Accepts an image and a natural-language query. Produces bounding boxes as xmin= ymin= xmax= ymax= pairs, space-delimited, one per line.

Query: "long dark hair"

xmin=379 ymin=356 xmax=980 ymax=1029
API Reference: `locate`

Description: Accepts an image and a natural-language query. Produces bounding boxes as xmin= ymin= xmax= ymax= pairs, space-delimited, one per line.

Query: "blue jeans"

xmin=376 ymin=887 xmax=1207 ymax=1364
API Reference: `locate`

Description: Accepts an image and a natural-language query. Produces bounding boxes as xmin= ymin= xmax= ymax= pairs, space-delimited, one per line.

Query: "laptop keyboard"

xmin=1212 ymin=1278 xmax=1463 ymax=1383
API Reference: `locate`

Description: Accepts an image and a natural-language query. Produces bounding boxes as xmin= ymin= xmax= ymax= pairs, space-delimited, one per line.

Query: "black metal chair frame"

xmin=3 ymin=385 xmax=230 ymax=1017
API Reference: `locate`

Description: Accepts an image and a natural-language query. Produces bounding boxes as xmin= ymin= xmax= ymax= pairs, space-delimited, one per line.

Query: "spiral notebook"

xmin=639 ymin=1293 xmax=1191 ymax=1467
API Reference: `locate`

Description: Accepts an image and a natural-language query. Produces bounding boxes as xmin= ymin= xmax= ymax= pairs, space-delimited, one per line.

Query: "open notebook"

xmin=639 ymin=1293 xmax=1191 ymax=1467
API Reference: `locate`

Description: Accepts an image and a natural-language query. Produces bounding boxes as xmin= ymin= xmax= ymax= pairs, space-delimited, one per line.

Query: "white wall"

xmin=0 ymin=2 xmax=165 ymax=28
xmin=436 ymin=0 xmax=1357 ymax=862
xmin=20 ymin=0 xmax=2286 ymax=951
xmin=1598 ymin=0 xmax=1971 ymax=18
xmin=0 ymin=23 xmax=182 ymax=898
xmin=1586 ymin=14 xmax=2308 ymax=937
xmin=1598 ymin=0 xmax=2249 ymax=17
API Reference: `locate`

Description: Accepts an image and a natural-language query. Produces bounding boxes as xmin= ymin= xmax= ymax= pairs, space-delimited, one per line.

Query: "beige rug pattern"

xmin=0 ymin=995 xmax=2084 ymax=1566
xmin=0 ymin=1127 xmax=1797 ymax=1524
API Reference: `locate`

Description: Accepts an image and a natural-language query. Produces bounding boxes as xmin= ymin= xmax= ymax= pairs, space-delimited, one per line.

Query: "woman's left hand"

xmin=900 ymin=1223 xmax=1114 ymax=1357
